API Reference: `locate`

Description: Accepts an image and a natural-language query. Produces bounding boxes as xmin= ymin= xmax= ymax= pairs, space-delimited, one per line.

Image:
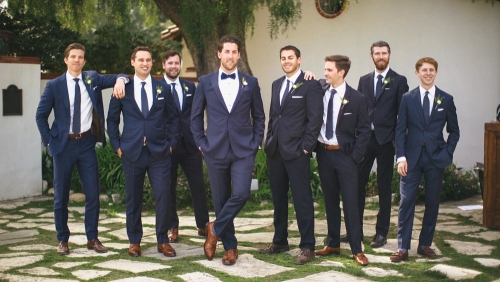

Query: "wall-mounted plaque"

xmin=3 ymin=84 xmax=23 ymax=116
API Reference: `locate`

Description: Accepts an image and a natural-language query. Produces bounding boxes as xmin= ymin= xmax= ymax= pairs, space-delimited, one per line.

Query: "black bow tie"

xmin=221 ymin=72 xmax=236 ymax=80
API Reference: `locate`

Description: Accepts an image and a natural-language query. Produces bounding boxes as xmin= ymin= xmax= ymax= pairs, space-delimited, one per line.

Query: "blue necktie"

xmin=375 ymin=74 xmax=383 ymax=99
xmin=423 ymin=91 xmax=430 ymax=124
xmin=221 ymin=72 xmax=236 ymax=80
xmin=171 ymin=83 xmax=181 ymax=112
xmin=280 ymin=79 xmax=290 ymax=106
xmin=73 ymin=78 xmax=81 ymax=134
xmin=325 ymin=89 xmax=337 ymax=140
xmin=141 ymin=82 xmax=149 ymax=117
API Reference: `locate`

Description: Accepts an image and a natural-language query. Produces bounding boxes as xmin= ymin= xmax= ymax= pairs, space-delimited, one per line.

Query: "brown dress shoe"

xmin=198 ymin=227 xmax=207 ymax=237
xmin=222 ymin=248 xmax=238 ymax=265
xmin=158 ymin=243 xmax=176 ymax=257
xmin=258 ymin=243 xmax=290 ymax=254
xmin=315 ymin=246 xmax=340 ymax=256
xmin=390 ymin=250 xmax=409 ymax=262
xmin=353 ymin=252 xmax=369 ymax=266
xmin=294 ymin=248 xmax=314 ymax=265
xmin=87 ymin=239 xmax=108 ymax=253
xmin=128 ymin=244 xmax=141 ymax=257
xmin=417 ymin=246 xmax=437 ymax=259
xmin=204 ymin=222 xmax=219 ymax=260
xmin=168 ymin=228 xmax=179 ymax=243
xmin=57 ymin=241 xmax=69 ymax=255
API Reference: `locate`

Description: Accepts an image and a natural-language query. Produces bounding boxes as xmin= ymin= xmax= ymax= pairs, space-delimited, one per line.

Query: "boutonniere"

xmin=292 ymin=82 xmax=303 ymax=90
xmin=434 ymin=95 xmax=445 ymax=107
xmin=383 ymin=77 xmax=393 ymax=86
xmin=156 ymin=85 xmax=163 ymax=97
xmin=340 ymin=97 xmax=349 ymax=107
xmin=84 ymin=76 xmax=93 ymax=85
xmin=241 ymin=77 xmax=248 ymax=88
xmin=183 ymin=83 xmax=189 ymax=92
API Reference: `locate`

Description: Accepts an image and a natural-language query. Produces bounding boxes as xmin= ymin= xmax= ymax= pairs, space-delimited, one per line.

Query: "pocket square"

xmin=343 ymin=113 xmax=352 ymax=115
xmin=186 ymin=94 xmax=192 ymax=97
xmin=384 ymin=88 xmax=390 ymax=90
xmin=292 ymin=96 xmax=303 ymax=98
xmin=437 ymin=108 xmax=444 ymax=111
xmin=158 ymin=97 xmax=164 ymax=100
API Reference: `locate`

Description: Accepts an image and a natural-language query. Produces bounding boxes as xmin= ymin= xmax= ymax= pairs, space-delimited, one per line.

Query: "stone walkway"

xmin=0 ymin=195 xmax=499 ymax=281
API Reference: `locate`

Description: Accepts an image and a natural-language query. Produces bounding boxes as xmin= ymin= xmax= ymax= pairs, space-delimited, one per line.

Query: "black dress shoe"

xmin=370 ymin=234 xmax=387 ymax=248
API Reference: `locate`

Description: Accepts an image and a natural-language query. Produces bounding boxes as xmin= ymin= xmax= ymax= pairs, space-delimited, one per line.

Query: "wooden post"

xmin=484 ymin=122 xmax=500 ymax=229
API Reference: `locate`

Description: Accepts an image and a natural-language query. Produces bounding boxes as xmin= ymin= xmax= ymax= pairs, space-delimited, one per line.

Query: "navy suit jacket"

xmin=191 ymin=71 xmax=265 ymax=159
xmin=396 ymin=86 xmax=460 ymax=172
xmin=161 ymin=78 xmax=198 ymax=154
xmin=265 ymin=71 xmax=324 ymax=160
xmin=319 ymin=80 xmax=371 ymax=163
xmin=357 ymin=68 xmax=408 ymax=144
xmin=36 ymin=70 xmax=126 ymax=156
xmin=107 ymin=77 xmax=179 ymax=162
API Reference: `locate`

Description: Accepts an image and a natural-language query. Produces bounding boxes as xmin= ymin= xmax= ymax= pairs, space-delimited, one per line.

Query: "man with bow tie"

xmin=191 ymin=34 xmax=265 ymax=266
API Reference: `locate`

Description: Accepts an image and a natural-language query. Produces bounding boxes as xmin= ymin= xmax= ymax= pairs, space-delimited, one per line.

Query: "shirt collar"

xmin=329 ymin=81 xmax=346 ymax=97
xmin=219 ymin=68 xmax=238 ymax=80
xmin=66 ymin=71 xmax=82 ymax=81
xmin=134 ymin=74 xmax=152 ymax=86
xmin=285 ymin=69 xmax=302 ymax=84
xmin=374 ymin=67 xmax=390 ymax=79
xmin=419 ymin=85 xmax=436 ymax=97
xmin=163 ymin=75 xmax=180 ymax=85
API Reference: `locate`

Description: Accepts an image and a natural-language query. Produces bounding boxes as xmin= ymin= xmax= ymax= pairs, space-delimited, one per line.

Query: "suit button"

xmin=279 ymin=115 xmax=281 ymax=118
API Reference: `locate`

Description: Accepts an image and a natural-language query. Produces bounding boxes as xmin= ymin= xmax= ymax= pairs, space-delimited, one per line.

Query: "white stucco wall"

xmin=246 ymin=0 xmax=500 ymax=170
xmin=0 ymin=62 xmax=42 ymax=200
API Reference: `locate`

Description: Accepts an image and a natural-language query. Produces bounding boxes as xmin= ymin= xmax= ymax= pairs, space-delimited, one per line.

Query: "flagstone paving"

xmin=71 ymin=269 xmax=111 ymax=280
xmin=362 ymin=267 xmax=404 ymax=277
xmin=178 ymin=271 xmax=223 ymax=282
xmin=445 ymin=240 xmax=495 ymax=255
xmin=282 ymin=270 xmax=375 ymax=282
xmin=429 ymin=264 xmax=482 ymax=280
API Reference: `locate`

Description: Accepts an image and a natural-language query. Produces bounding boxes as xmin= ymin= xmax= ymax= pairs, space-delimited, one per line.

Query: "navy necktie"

xmin=221 ymin=72 xmax=236 ymax=80
xmin=325 ymin=89 xmax=337 ymax=140
xmin=171 ymin=83 xmax=181 ymax=112
xmin=375 ymin=74 xmax=383 ymax=99
xmin=423 ymin=91 xmax=430 ymax=124
xmin=73 ymin=78 xmax=81 ymax=134
xmin=280 ymin=79 xmax=290 ymax=106
xmin=141 ymin=82 xmax=149 ymax=117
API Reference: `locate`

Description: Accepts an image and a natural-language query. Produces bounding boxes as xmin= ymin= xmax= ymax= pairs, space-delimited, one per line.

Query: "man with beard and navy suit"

xmin=107 ymin=46 xmax=179 ymax=258
xmin=259 ymin=45 xmax=323 ymax=265
xmin=314 ymin=55 xmax=371 ymax=266
xmin=36 ymin=43 xmax=127 ymax=255
xmin=348 ymin=41 xmax=409 ymax=248
xmin=390 ymin=57 xmax=459 ymax=262
xmin=191 ymin=35 xmax=265 ymax=266
xmin=160 ymin=50 xmax=209 ymax=242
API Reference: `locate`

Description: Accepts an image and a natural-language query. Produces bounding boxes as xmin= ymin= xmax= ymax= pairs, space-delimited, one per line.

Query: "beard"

xmin=374 ymin=59 xmax=389 ymax=71
xmin=165 ymin=69 xmax=180 ymax=80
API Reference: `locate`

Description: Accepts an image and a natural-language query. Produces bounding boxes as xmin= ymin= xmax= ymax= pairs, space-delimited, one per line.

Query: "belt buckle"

xmin=74 ymin=133 xmax=82 ymax=139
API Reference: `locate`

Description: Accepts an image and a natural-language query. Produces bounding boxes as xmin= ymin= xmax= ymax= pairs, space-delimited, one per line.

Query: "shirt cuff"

xmin=396 ymin=157 xmax=406 ymax=163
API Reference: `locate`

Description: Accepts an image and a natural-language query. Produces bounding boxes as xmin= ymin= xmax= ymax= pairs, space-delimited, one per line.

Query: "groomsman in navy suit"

xmin=36 ymin=43 xmax=127 ymax=255
xmin=352 ymin=41 xmax=409 ymax=248
xmin=191 ymin=35 xmax=265 ymax=265
xmin=161 ymin=50 xmax=209 ymax=242
xmin=259 ymin=45 xmax=323 ymax=265
xmin=107 ymin=46 xmax=179 ymax=258
xmin=314 ymin=55 xmax=371 ymax=266
xmin=390 ymin=57 xmax=459 ymax=262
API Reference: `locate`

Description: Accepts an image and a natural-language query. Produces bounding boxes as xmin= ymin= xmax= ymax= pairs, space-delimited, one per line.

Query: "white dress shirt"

xmin=318 ymin=82 xmax=347 ymax=145
xmin=164 ymin=75 xmax=183 ymax=110
xmin=373 ymin=66 xmax=390 ymax=93
xmin=280 ymin=69 xmax=302 ymax=105
xmin=66 ymin=72 xmax=92 ymax=134
xmin=218 ymin=69 xmax=239 ymax=112
xmin=134 ymin=74 xmax=153 ymax=112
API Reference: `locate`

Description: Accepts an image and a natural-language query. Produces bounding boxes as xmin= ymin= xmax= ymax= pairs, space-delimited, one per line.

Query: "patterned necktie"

xmin=325 ymin=89 xmax=337 ymax=140
xmin=72 ymin=78 xmax=81 ymax=134
xmin=171 ymin=83 xmax=181 ymax=112
xmin=423 ymin=91 xmax=430 ymax=124
xmin=141 ymin=82 xmax=149 ymax=117
xmin=221 ymin=72 xmax=236 ymax=80
xmin=375 ymin=74 xmax=383 ymax=99
xmin=280 ymin=79 xmax=291 ymax=106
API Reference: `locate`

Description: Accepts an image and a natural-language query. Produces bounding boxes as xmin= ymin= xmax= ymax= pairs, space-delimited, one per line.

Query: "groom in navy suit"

xmin=191 ymin=35 xmax=265 ymax=265
xmin=36 ymin=43 xmax=127 ymax=255
xmin=107 ymin=46 xmax=179 ymax=258
xmin=390 ymin=57 xmax=459 ymax=262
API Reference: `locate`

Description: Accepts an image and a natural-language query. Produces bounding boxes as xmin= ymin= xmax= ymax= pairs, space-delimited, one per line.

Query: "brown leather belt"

xmin=318 ymin=142 xmax=340 ymax=150
xmin=68 ymin=129 xmax=91 ymax=139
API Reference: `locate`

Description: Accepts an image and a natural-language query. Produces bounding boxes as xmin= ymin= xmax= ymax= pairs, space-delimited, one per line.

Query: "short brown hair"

xmin=131 ymin=46 xmax=152 ymax=60
xmin=64 ymin=43 xmax=85 ymax=58
xmin=162 ymin=50 xmax=181 ymax=63
xmin=218 ymin=34 xmax=241 ymax=52
xmin=325 ymin=55 xmax=351 ymax=78
xmin=415 ymin=57 xmax=438 ymax=71
xmin=370 ymin=41 xmax=391 ymax=54
xmin=280 ymin=45 xmax=301 ymax=58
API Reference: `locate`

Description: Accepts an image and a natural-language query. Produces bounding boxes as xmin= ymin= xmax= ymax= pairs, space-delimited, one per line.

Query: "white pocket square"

xmin=158 ymin=97 xmax=164 ymax=100
xmin=343 ymin=113 xmax=352 ymax=115
xmin=437 ymin=108 xmax=444 ymax=111
xmin=384 ymin=88 xmax=390 ymax=90
xmin=292 ymin=96 xmax=303 ymax=98
xmin=186 ymin=94 xmax=192 ymax=97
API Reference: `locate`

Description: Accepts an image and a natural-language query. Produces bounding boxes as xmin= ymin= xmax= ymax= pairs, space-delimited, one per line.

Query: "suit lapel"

xmin=410 ymin=88 xmax=425 ymax=126
xmin=58 ymin=74 xmax=70 ymax=111
xmin=179 ymin=79 xmax=186 ymax=112
xmin=367 ymin=72 xmax=376 ymax=105
xmin=82 ymin=71 xmax=97 ymax=108
xmin=128 ymin=78 xmax=143 ymax=116
xmin=273 ymin=77 xmax=285 ymax=113
xmin=232 ymin=71 xmax=245 ymax=109
xmin=281 ymin=71 xmax=305 ymax=110
xmin=376 ymin=68 xmax=393 ymax=102
xmin=336 ymin=85 xmax=351 ymax=128
xmin=211 ymin=72 xmax=229 ymax=113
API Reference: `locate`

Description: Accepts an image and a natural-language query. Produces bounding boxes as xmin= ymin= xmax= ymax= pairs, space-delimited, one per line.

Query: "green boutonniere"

xmin=183 ymin=83 xmax=189 ymax=92
xmin=84 ymin=76 xmax=93 ymax=85
xmin=241 ymin=77 xmax=248 ymax=87
xmin=434 ymin=95 xmax=445 ymax=107
xmin=156 ymin=85 xmax=163 ymax=96
xmin=383 ymin=77 xmax=393 ymax=85
xmin=292 ymin=82 xmax=303 ymax=90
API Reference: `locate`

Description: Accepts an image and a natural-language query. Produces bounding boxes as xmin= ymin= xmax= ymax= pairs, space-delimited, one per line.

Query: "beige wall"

xmin=246 ymin=0 xmax=500 ymax=169
xmin=0 ymin=62 xmax=42 ymax=200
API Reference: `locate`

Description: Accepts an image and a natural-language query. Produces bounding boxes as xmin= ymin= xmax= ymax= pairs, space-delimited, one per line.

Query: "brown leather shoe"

xmin=390 ymin=250 xmax=409 ymax=262
xmin=222 ymin=248 xmax=238 ymax=265
xmin=258 ymin=243 xmax=290 ymax=254
xmin=417 ymin=246 xmax=437 ymax=259
xmin=168 ymin=228 xmax=179 ymax=243
xmin=315 ymin=246 xmax=340 ymax=256
xmin=158 ymin=243 xmax=176 ymax=257
xmin=294 ymin=248 xmax=314 ymax=265
xmin=87 ymin=239 xmax=108 ymax=253
xmin=128 ymin=244 xmax=141 ymax=257
xmin=353 ymin=252 xmax=369 ymax=266
xmin=204 ymin=222 xmax=219 ymax=260
xmin=198 ymin=227 xmax=207 ymax=237
xmin=57 ymin=241 xmax=69 ymax=255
